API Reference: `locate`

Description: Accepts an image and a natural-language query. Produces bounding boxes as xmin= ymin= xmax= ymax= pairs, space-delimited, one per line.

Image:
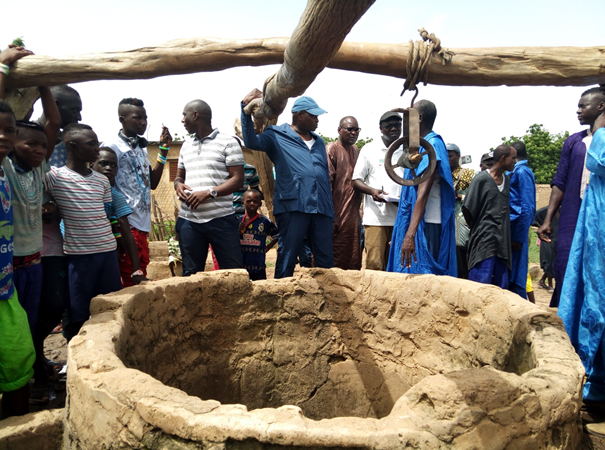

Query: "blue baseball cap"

xmin=291 ymin=96 xmax=327 ymax=115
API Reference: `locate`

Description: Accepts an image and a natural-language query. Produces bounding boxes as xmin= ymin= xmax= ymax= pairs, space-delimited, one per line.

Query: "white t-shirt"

xmin=424 ymin=171 xmax=441 ymax=224
xmin=352 ymin=140 xmax=403 ymax=226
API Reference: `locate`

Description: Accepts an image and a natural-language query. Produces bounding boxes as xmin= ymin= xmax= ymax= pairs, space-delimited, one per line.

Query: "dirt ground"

xmin=16 ymin=250 xmax=604 ymax=448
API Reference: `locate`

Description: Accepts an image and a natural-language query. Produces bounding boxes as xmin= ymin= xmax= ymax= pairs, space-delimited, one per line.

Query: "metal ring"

xmin=384 ymin=136 xmax=437 ymax=186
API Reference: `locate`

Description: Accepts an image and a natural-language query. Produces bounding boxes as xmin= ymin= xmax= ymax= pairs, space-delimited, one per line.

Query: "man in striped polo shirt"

xmin=174 ymin=100 xmax=245 ymax=276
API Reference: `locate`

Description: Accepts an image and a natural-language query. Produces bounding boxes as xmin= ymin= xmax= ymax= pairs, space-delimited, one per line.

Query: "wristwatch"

xmin=209 ymin=188 xmax=218 ymax=198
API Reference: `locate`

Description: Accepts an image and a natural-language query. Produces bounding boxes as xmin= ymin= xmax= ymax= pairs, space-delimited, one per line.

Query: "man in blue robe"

xmin=387 ymin=100 xmax=457 ymax=276
xmin=508 ymin=141 xmax=536 ymax=299
xmin=559 ymin=88 xmax=605 ymax=420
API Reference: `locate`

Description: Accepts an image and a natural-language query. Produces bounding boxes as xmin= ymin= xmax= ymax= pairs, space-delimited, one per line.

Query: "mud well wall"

xmin=115 ymin=270 xmax=524 ymax=420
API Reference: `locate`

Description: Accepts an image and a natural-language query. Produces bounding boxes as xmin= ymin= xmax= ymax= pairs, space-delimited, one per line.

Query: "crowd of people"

xmin=1 ymin=44 xmax=604 ymax=430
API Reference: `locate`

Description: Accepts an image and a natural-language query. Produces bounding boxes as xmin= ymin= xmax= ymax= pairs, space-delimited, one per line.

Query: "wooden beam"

xmin=4 ymin=39 xmax=604 ymax=89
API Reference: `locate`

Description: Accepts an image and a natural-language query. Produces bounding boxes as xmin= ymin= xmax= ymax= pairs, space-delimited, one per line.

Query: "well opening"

xmin=115 ymin=269 xmax=536 ymax=420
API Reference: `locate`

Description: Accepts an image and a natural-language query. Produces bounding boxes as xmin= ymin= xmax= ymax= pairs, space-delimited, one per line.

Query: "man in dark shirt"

xmin=462 ymin=145 xmax=517 ymax=288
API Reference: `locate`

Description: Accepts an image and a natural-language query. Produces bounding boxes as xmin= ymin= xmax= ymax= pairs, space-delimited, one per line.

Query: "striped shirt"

xmin=104 ymin=187 xmax=132 ymax=221
xmin=44 ymin=167 xmax=116 ymax=255
xmin=178 ymin=129 xmax=244 ymax=224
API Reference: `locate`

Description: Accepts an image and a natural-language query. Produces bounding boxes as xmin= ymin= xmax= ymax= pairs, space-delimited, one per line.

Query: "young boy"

xmin=44 ymin=124 xmax=122 ymax=339
xmin=0 ymin=100 xmax=36 ymax=419
xmin=239 ymin=189 xmax=278 ymax=280
xmin=92 ymin=147 xmax=148 ymax=285
xmin=3 ymin=93 xmax=60 ymax=336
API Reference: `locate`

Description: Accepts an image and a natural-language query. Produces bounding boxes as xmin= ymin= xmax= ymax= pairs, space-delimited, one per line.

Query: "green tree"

xmin=319 ymin=134 xmax=373 ymax=151
xmin=500 ymin=124 xmax=569 ymax=184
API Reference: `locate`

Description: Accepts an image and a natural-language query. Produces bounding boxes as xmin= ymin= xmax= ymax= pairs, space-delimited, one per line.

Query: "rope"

xmin=401 ymin=28 xmax=454 ymax=97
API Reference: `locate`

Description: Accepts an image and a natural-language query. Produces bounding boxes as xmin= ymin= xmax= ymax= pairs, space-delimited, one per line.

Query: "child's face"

xmin=71 ymin=130 xmax=100 ymax=163
xmin=243 ymin=191 xmax=261 ymax=216
xmin=14 ymin=127 xmax=48 ymax=169
xmin=0 ymin=112 xmax=17 ymax=161
xmin=92 ymin=150 xmax=118 ymax=185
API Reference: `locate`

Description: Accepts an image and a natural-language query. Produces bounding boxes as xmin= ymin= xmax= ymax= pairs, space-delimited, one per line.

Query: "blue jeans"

xmin=14 ymin=262 xmax=43 ymax=335
xmin=68 ymin=250 xmax=122 ymax=324
xmin=274 ymin=212 xmax=333 ymax=279
xmin=176 ymin=215 xmax=243 ymax=276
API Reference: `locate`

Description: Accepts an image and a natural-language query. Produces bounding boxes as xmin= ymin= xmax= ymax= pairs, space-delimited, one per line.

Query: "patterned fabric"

xmin=178 ymin=129 xmax=245 ymax=224
xmin=240 ymin=215 xmax=277 ymax=274
xmin=0 ymin=175 xmax=14 ymax=300
xmin=3 ymin=158 xmax=50 ymax=256
xmin=48 ymin=141 xmax=67 ymax=168
xmin=103 ymin=132 xmax=151 ymax=232
xmin=233 ymin=163 xmax=260 ymax=215
xmin=44 ymin=167 xmax=116 ymax=255
xmin=452 ymin=166 xmax=475 ymax=216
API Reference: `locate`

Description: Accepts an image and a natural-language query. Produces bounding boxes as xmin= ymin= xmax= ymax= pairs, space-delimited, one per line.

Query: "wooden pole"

xmin=4 ymin=39 xmax=604 ymax=89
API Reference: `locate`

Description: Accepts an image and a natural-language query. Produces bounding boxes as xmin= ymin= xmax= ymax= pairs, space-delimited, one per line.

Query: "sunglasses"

xmin=341 ymin=127 xmax=361 ymax=132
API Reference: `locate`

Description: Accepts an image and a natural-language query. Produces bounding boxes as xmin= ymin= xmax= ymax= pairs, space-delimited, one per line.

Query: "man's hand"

xmin=159 ymin=126 xmax=172 ymax=148
xmin=175 ymin=181 xmax=192 ymax=202
xmin=185 ymin=189 xmax=211 ymax=209
xmin=370 ymin=188 xmax=387 ymax=203
xmin=512 ymin=241 xmax=523 ymax=252
xmin=537 ymin=221 xmax=552 ymax=243
xmin=242 ymin=88 xmax=263 ymax=106
xmin=0 ymin=45 xmax=33 ymax=66
xmin=401 ymin=234 xmax=417 ymax=268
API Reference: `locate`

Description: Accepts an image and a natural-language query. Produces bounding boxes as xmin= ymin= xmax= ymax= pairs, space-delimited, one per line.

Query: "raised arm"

xmin=0 ymin=45 xmax=33 ymax=99
xmin=38 ymin=86 xmax=61 ymax=160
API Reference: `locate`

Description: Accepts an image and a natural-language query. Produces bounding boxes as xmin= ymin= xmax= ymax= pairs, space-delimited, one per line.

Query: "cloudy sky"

xmin=6 ymin=0 xmax=603 ymax=169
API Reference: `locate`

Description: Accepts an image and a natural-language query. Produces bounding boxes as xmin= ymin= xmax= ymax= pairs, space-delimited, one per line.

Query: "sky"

xmin=5 ymin=0 xmax=603 ymax=170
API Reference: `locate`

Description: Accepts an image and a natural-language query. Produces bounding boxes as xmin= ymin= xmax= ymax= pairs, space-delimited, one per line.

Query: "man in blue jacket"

xmin=508 ymin=141 xmax=536 ymax=299
xmin=241 ymin=89 xmax=334 ymax=278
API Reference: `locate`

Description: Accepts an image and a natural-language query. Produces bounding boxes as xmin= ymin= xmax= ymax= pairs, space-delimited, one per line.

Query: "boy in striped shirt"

xmin=44 ymin=124 xmax=122 ymax=339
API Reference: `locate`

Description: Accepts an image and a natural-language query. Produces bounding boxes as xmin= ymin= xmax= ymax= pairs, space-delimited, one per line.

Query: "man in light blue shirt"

xmin=241 ymin=89 xmax=334 ymax=278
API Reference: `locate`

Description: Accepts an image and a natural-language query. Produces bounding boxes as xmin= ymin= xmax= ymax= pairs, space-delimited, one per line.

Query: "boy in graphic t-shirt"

xmin=239 ymin=189 xmax=278 ymax=280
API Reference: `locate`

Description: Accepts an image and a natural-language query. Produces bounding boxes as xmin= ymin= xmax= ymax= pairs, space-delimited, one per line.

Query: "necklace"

xmin=17 ymin=169 xmax=41 ymax=228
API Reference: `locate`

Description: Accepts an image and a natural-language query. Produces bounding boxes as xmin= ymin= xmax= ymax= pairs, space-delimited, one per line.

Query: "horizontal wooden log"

xmin=4 ymin=38 xmax=604 ymax=89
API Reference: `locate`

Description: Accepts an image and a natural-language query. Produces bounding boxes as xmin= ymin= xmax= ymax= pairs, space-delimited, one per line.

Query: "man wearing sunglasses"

xmin=327 ymin=117 xmax=362 ymax=270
